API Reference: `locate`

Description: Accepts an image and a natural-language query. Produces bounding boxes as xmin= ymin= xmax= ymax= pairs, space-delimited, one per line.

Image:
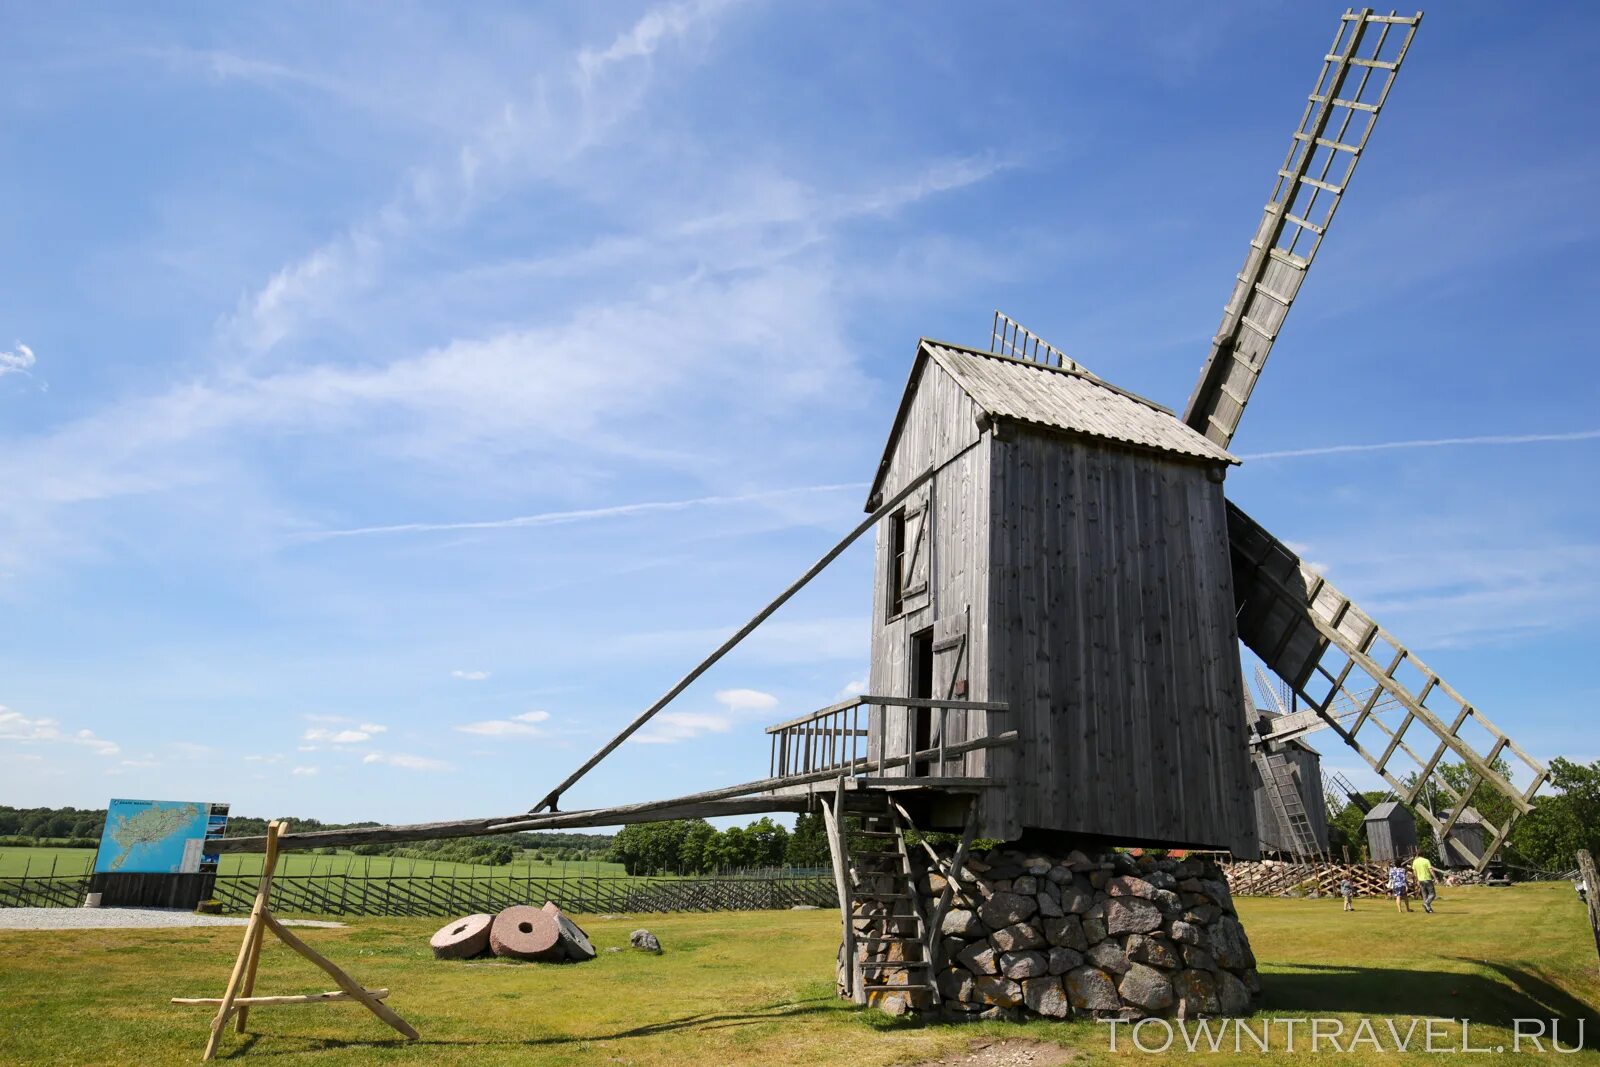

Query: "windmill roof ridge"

xmin=921 ymin=338 xmax=1239 ymax=467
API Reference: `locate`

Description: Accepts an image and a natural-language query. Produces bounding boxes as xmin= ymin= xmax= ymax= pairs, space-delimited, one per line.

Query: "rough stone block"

xmin=1118 ymin=962 xmax=1175 ymax=1013
xmin=1217 ymin=969 xmax=1252 ymax=1015
xmin=1087 ymin=940 xmax=1130 ymax=975
xmin=974 ymin=975 xmax=1024 ymax=1007
xmin=1126 ymin=933 xmax=1180 ymax=969
xmin=957 ymin=941 xmax=999 ymax=976
xmin=1023 ymin=977 xmax=1072 ymax=1018
xmin=1209 ymin=916 xmax=1255 ymax=970
xmin=1173 ymin=968 xmax=1219 ymax=1018
xmin=1105 ymin=897 xmax=1162 ymax=936
xmin=1168 ymin=920 xmax=1203 ymax=946
xmin=1048 ymin=946 xmax=1083 ymax=975
xmin=999 ymin=949 xmax=1047 ymax=980
xmin=1065 ymin=966 xmax=1120 ymax=1013
xmin=1043 ymin=914 xmax=1088 ymax=951
xmin=991 ymin=921 xmax=1046 ymax=952
xmin=941 ymin=908 xmax=985 ymax=938
xmin=977 ymin=891 xmax=1037 ymax=928
xmin=1105 ymin=875 xmax=1155 ymax=899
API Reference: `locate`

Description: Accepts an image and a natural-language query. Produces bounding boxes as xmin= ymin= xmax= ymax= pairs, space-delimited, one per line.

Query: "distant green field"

xmin=0 ymin=846 xmax=627 ymax=880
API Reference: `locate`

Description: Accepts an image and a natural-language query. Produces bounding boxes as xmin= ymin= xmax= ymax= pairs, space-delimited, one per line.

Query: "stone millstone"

xmin=539 ymin=900 xmax=597 ymax=961
xmin=490 ymin=905 xmax=564 ymax=961
xmin=429 ymin=913 xmax=493 ymax=960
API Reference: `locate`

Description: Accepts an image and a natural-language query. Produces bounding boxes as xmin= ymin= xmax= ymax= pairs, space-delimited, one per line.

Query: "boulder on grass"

xmin=430 ymin=913 xmax=493 ymax=960
xmin=630 ymin=928 xmax=662 ymax=953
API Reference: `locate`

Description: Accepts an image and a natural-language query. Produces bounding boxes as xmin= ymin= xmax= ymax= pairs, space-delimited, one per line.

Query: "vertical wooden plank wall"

xmin=868 ymin=358 xmax=990 ymax=781
xmin=985 ymin=431 xmax=1255 ymax=853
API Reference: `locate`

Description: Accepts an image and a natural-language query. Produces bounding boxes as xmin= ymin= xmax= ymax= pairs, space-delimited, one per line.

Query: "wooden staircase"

xmin=840 ymin=798 xmax=936 ymax=1009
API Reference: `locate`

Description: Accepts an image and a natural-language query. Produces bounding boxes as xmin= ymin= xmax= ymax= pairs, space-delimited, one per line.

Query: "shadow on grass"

xmin=1263 ymin=961 xmax=1598 ymax=1049
xmin=220 ymin=996 xmax=846 ymax=1059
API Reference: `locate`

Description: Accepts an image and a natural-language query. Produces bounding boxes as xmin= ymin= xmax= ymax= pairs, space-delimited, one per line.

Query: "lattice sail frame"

xmin=1183 ymin=9 xmax=1422 ymax=449
xmin=991 ymin=310 xmax=1091 ymax=374
xmin=1230 ymin=503 xmax=1548 ymax=871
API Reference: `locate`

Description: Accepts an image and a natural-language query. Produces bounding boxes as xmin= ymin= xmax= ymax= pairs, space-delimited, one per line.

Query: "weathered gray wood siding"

xmin=985 ymin=428 xmax=1256 ymax=853
xmin=868 ymin=358 xmax=994 ymax=785
xmin=1252 ymin=743 xmax=1330 ymax=855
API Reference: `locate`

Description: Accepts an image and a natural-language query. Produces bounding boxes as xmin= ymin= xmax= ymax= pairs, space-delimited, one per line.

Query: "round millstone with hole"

xmin=490 ymin=905 xmax=564 ymax=961
xmin=429 ymin=913 xmax=493 ymax=959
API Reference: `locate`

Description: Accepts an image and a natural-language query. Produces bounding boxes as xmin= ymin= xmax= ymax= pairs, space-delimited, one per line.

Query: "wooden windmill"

xmin=205 ymin=5 xmax=1550 ymax=1040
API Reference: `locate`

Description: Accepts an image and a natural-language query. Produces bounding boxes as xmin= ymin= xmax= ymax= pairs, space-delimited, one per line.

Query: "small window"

xmin=887 ymin=508 xmax=906 ymax=618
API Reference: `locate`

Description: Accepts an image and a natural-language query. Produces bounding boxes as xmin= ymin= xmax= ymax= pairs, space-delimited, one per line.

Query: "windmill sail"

xmin=1227 ymin=502 xmax=1547 ymax=871
xmin=1183 ymin=9 xmax=1422 ymax=449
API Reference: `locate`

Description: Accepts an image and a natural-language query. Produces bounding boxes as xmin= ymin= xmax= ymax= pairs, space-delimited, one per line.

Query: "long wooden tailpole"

xmin=530 ymin=452 xmax=962 ymax=814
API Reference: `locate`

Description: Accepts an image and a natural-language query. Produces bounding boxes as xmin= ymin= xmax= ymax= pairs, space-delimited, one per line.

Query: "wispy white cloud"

xmin=302 ymin=723 xmax=387 ymax=745
xmin=633 ymin=687 xmax=779 ymax=744
xmin=304 ymin=483 xmax=866 ymax=541
xmin=1240 ymin=429 xmax=1600 ymax=462
xmin=451 ymin=669 xmax=490 ymax=681
xmin=291 ymin=765 xmax=318 ymax=777
xmin=454 ymin=710 xmax=551 ymax=737
xmin=0 ymin=707 xmax=119 ymax=756
xmin=713 ymin=688 xmax=777 ymax=713
xmin=633 ymin=710 xmax=736 ymax=745
xmin=363 ymin=751 xmax=452 ymax=771
xmin=0 ymin=341 xmax=36 ymax=377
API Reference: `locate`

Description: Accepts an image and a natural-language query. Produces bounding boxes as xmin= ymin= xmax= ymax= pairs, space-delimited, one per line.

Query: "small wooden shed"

xmin=862 ymin=339 xmax=1256 ymax=854
xmin=1437 ymin=807 xmax=1488 ymax=868
xmin=1364 ymin=800 xmax=1418 ymax=865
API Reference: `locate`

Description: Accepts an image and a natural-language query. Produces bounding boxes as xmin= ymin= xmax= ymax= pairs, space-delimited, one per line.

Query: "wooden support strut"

xmin=182 ymin=820 xmax=418 ymax=1061
xmin=529 ymin=445 xmax=975 ymax=815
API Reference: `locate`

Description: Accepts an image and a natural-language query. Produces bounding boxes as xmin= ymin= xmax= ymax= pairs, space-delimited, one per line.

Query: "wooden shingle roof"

xmin=867 ymin=338 xmax=1237 ymax=509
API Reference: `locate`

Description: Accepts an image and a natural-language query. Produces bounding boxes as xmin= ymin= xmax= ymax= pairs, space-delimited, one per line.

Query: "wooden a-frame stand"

xmin=173 ymin=820 xmax=419 ymax=1060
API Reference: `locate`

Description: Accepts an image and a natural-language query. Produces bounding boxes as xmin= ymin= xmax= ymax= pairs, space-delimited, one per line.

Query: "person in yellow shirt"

xmin=1412 ymin=852 xmax=1437 ymax=913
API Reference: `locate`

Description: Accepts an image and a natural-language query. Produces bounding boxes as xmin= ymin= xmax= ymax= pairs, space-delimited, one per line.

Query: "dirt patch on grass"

xmin=904 ymin=1038 xmax=1081 ymax=1067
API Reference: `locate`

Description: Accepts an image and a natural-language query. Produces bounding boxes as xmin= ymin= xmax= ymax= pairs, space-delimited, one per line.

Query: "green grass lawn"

xmin=0 ymin=883 xmax=1595 ymax=1065
xmin=0 ymin=846 xmax=629 ymax=879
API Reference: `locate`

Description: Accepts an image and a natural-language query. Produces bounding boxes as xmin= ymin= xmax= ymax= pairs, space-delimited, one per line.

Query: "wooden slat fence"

xmin=205 ymin=872 xmax=836 ymax=917
xmin=1223 ymin=860 xmax=1394 ymax=898
xmin=0 ymin=875 xmax=93 ymax=908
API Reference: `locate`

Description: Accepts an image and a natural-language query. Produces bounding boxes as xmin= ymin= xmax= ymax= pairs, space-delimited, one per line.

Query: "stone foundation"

xmin=844 ymin=844 xmax=1261 ymax=1020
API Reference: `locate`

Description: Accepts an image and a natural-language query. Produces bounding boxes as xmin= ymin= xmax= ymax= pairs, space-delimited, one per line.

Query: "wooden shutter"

xmin=900 ymin=493 xmax=930 ymax=605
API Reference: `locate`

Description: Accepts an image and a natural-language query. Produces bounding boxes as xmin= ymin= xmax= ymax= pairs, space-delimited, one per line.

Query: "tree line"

xmin=608 ymin=814 xmax=831 ymax=875
xmin=1323 ymin=757 xmax=1599 ymax=872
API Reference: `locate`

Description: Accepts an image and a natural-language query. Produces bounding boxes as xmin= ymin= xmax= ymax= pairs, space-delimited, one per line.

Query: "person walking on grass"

xmin=1340 ymin=876 xmax=1355 ymax=912
xmin=1389 ymin=862 xmax=1411 ymax=913
xmin=1412 ymin=851 xmax=1437 ymax=913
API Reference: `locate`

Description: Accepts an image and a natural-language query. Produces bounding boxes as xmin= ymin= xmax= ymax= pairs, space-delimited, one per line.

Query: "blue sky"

xmin=2 ymin=2 xmax=1596 ymax=825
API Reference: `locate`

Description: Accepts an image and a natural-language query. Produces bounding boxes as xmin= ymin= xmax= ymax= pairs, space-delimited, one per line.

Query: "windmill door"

xmin=912 ymin=610 xmax=969 ymax=777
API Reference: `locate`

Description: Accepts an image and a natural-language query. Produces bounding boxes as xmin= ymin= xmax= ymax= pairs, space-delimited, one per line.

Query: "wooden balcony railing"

xmin=764 ymin=695 xmax=1009 ymax=782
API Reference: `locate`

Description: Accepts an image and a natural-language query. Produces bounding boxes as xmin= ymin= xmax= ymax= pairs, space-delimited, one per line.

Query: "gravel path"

xmin=0 ymin=907 xmax=344 ymax=931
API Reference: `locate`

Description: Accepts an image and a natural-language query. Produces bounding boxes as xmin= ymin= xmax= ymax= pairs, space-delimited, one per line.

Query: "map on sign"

xmin=94 ymin=798 xmax=228 ymax=874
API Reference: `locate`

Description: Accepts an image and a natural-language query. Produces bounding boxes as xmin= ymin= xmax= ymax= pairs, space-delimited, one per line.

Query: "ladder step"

xmin=862 ymin=983 xmax=934 ymax=992
xmin=859 ymin=960 xmax=931 ymax=969
xmin=851 ymin=830 xmax=898 ymax=838
xmin=855 ymin=936 xmax=923 ymax=943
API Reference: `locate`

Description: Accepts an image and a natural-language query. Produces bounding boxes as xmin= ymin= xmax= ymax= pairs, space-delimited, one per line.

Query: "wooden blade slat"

xmin=1183 ymin=9 xmax=1421 ymax=449
xmin=1229 ymin=502 xmax=1548 ymax=872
